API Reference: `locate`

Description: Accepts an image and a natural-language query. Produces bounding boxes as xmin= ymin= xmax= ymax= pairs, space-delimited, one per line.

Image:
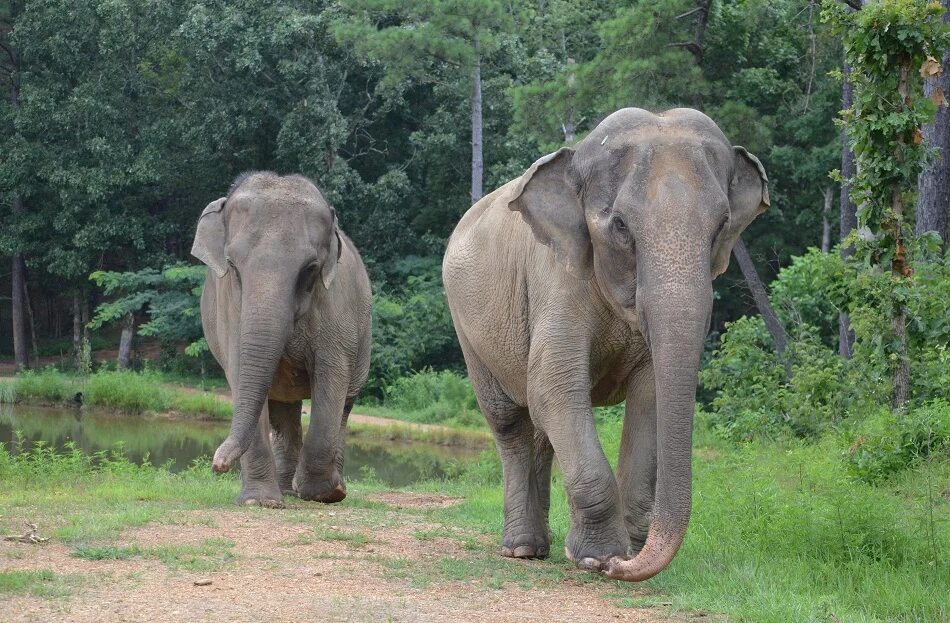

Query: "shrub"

xmin=368 ymin=256 xmax=462 ymax=397
xmin=383 ymin=369 xmax=483 ymax=428
xmin=84 ymin=370 xmax=172 ymax=412
xmin=844 ymin=400 xmax=950 ymax=484
xmin=13 ymin=368 xmax=77 ymax=403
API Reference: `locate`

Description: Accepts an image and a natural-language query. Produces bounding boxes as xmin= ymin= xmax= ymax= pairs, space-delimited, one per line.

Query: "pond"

xmin=0 ymin=405 xmax=482 ymax=487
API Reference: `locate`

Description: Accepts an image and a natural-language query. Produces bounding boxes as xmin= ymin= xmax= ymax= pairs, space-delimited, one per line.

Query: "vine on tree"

xmin=823 ymin=0 xmax=950 ymax=407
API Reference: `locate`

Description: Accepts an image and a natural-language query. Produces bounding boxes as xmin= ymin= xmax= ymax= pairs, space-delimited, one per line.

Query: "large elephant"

xmin=192 ymin=172 xmax=371 ymax=506
xmin=442 ymin=108 xmax=768 ymax=581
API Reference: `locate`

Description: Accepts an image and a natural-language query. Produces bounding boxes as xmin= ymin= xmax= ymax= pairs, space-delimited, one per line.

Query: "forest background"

xmin=1 ymin=0 xmax=948 ymax=432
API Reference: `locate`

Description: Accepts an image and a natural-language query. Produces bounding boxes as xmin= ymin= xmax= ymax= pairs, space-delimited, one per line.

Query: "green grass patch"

xmin=12 ymin=368 xmax=77 ymax=403
xmin=358 ymin=369 xmax=487 ymax=429
xmin=72 ymin=544 xmax=144 ymax=560
xmin=5 ymin=368 xmax=230 ymax=419
xmin=0 ymin=411 xmax=945 ymax=621
xmin=348 ymin=418 xmax=491 ymax=448
xmin=0 ymin=569 xmax=79 ymax=599
xmin=70 ymin=538 xmax=238 ymax=571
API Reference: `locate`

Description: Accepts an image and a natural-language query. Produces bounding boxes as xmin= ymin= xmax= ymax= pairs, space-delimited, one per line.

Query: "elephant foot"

xmin=500 ymin=531 xmax=550 ymax=559
xmin=293 ymin=472 xmax=346 ymax=503
xmin=277 ymin=475 xmax=297 ymax=497
xmin=564 ymin=524 xmax=630 ymax=572
xmin=236 ymin=484 xmax=285 ymax=509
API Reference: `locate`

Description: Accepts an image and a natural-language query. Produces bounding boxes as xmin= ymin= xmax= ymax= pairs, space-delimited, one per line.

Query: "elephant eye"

xmin=612 ymin=215 xmax=628 ymax=233
xmin=298 ymin=262 xmax=320 ymax=293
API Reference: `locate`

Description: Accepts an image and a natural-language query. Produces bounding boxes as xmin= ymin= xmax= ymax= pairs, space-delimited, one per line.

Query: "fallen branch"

xmin=3 ymin=522 xmax=49 ymax=544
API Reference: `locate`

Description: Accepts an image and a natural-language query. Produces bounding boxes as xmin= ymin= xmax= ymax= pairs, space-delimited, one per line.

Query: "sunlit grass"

xmin=6 ymin=369 xmax=230 ymax=419
xmin=0 ymin=418 xmax=945 ymax=621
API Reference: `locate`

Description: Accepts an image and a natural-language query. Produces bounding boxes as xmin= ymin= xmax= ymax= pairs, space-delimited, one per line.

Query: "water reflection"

xmin=0 ymin=405 xmax=478 ymax=486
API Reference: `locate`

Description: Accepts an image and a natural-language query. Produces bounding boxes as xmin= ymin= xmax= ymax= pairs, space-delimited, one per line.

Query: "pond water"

xmin=0 ymin=405 xmax=481 ymax=487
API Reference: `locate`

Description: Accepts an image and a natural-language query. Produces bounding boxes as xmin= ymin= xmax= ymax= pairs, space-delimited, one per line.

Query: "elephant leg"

xmin=458 ymin=334 xmax=552 ymax=558
xmin=269 ymin=399 xmax=303 ymax=495
xmin=527 ymin=350 xmax=629 ymax=571
xmin=294 ymin=372 xmax=348 ymax=503
xmin=616 ymin=364 xmax=657 ymax=554
xmin=235 ymin=400 xmax=284 ymax=508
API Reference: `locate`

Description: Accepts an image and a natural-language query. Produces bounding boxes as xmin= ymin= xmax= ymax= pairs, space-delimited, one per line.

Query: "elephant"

xmin=191 ymin=171 xmax=372 ymax=506
xmin=442 ymin=108 xmax=768 ymax=581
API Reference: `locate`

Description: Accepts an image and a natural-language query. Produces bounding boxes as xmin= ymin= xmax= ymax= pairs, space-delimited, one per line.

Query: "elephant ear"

xmin=507 ymin=147 xmax=592 ymax=281
xmin=712 ymin=146 xmax=770 ymax=278
xmin=321 ymin=212 xmax=343 ymax=290
xmin=191 ymin=198 xmax=228 ymax=278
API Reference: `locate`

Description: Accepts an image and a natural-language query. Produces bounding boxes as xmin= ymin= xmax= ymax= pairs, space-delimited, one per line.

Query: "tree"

xmin=337 ymin=0 xmax=511 ymax=204
xmin=825 ymin=0 xmax=950 ymax=407
xmin=1 ymin=0 xmax=29 ymax=370
xmin=88 ymin=264 xmax=208 ymax=366
xmin=917 ymin=0 xmax=950 ymax=250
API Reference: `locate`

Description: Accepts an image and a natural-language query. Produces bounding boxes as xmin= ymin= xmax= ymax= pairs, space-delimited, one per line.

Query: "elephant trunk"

xmin=606 ymin=287 xmax=710 ymax=581
xmin=212 ymin=293 xmax=292 ymax=473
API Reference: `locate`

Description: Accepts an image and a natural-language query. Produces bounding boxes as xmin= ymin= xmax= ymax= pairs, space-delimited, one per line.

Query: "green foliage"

xmin=844 ymin=399 xmax=950 ymax=484
xmin=13 ymin=368 xmax=76 ymax=403
xmin=824 ymin=0 xmax=950 ymax=263
xmin=336 ymin=0 xmax=511 ymax=88
xmin=769 ymin=247 xmax=849 ymax=347
xmin=383 ymin=369 xmax=483 ymax=428
xmin=83 ymin=370 xmax=172 ymax=413
xmin=7 ymin=369 xmax=230 ymax=419
xmin=89 ymin=264 xmax=207 ymax=353
xmin=705 ymin=246 xmax=950 ymax=442
xmin=368 ymin=257 xmax=462 ymax=396
xmin=700 ymin=316 xmax=855 ymax=440
xmin=0 ymin=570 xmax=76 ymax=599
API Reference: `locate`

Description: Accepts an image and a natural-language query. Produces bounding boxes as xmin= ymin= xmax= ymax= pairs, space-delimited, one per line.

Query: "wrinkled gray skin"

xmin=443 ymin=108 xmax=768 ymax=581
xmin=192 ymin=172 xmax=371 ymax=506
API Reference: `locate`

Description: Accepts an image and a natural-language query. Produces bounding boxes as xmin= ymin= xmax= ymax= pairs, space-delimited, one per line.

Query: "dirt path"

xmin=0 ymin=493 xmax=684 ymax=623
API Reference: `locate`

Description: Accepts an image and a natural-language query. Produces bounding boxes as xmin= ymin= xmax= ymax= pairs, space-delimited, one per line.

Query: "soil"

xmin=0 ymin=492 xmax=686 ymax=623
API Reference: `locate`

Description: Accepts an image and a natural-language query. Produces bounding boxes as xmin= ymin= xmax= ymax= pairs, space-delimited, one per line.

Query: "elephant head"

xmin=508 ymin=108 xmax=769 ymax=580
xmin=191 ymin=172 xmax=342 ymax=473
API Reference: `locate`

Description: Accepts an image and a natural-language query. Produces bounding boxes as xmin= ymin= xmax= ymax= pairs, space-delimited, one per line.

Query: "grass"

xmin=357 ymin=369 xmax=488 ymax=430
xmin=0 ymin=570 xmax=80 ymax=599
xmin=347 ymin=418 xmax=491 ymax=448
xmin=0 ymin=416 xmax=945 ymax=621
xmin=3 ymin=368 xmax=231 ymax=419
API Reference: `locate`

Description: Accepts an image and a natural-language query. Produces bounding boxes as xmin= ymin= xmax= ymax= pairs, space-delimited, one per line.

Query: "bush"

xmin=383 ymin=369 xmax=483 ymax=428
xmin=703 ymin=250 xmax=950 ymax=441
xmin=844 ymin=400 xmax=950 ymax=484
xmin=13 ymin=368 xmax=77 ymax=403
xmin=368 ymin=256 xmax=463 ymax=397
xmin=84 ymin=370 xmax=172 ymax=412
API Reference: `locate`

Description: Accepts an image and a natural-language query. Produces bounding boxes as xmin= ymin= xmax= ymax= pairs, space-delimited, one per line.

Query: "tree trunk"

xmin=890 ymin=60 xmax=913 ymax=410
xmin=916 ymin=1 xmax=950 ymax=251
xmin=7 ymin=34 xmax=27 ymax=371
xmin=11 ymin=250 xmax=28 ymax=372
xmin=23 ymin=279 xmax=39 ymax=368
xmin=839 ymin=63 xmax=857 ymax=359
xmin=470 ymin=48 xmax=484 ymax=205
xmin=117 ymin=313 xmax=134 ymax=370
xmin=73 ymin=294 xmax=82 ymax=371
xmin=732 ymin=239 xmax=790 ymax=377
xmin=821 ymin=185 xmax=833 ymax=253
xmin=563 ymin=57 xmax=576 ymax=144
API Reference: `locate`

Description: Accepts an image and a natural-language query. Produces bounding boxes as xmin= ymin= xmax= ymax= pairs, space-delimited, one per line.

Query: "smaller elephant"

xmin=192 ymin=172 xmax=371 ymax=506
